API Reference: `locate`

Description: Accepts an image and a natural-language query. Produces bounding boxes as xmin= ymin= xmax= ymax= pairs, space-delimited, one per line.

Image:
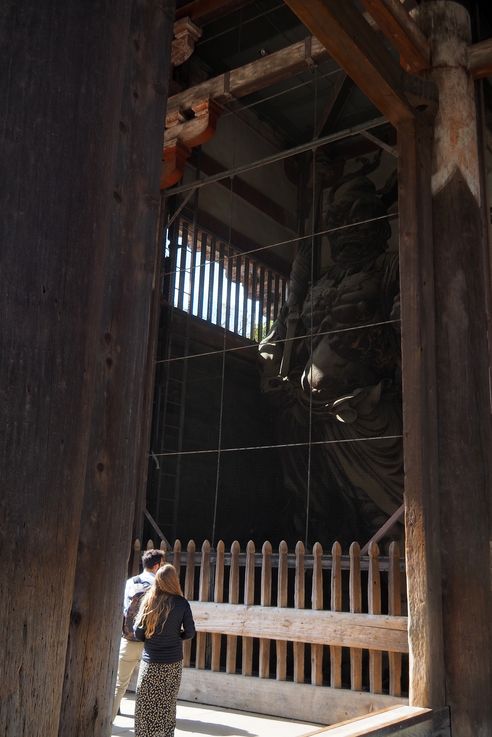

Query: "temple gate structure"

xmin=2 ymin=1 xmax=492 ymax=736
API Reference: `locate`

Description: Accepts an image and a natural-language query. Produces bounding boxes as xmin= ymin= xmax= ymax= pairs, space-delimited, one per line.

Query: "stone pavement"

xmin=111 ymin=694 xmax=319 ymax=737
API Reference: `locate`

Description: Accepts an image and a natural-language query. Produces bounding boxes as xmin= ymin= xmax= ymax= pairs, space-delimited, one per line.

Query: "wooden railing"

xmin=131 ymin=537 xmax=409 ymax=724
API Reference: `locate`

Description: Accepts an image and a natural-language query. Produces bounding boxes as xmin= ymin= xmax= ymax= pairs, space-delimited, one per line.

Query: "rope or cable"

xmin=210 ymin=112 xmax=238 ymax=547
xmin=152 ymin=434 xmax=404 ymax=459
xmin=304 ymin=67 xmax=319 ymax=547
xmin=155 ymin=318 xmax=401 ymax=365
xmin=220 ymin=68 xmax=343 ymax=120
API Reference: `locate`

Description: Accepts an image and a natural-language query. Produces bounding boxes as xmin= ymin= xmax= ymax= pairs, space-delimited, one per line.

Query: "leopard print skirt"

xmin=135 ymin=659 xmax=183 ymax=737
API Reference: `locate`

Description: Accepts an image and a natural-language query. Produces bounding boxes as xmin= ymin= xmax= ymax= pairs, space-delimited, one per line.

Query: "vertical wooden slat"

xmin=276 ymin=540 xmax=288 ymax=681
xmin=207 ymin=235 xmax=216 ymax=322
xmin=368 ymin=541 xmax=382 ymax=693
xmin=176 ymin=221 xmax=188 ymax=310
xmin=173 ymin=539 xmax=182 ymax=578
xmin=131 ymin=539 xmax=141 ymax=576
xmin=226 ymin=540 xmax=240 ymax=674
xmin=234 ymin=254 xmax=242 ymax=335
xmin=259 ymin=540 xmax=272 ymax=678
xmin=225 ymin=245 xmax=233 ymax=332
xmin=258 ymin=266 xmax=265 ymax=341
xmin=242 ymin=257 xmax=250 ymax=337
xmin=282 ymin=276 xmax=288 ymax=303
xmin=216 ymin=241 xmax=225 ymax=327
xmin=388 ymin=541 xmax=402 ymax=696
xmin=167 ymin=220 xmax=179 ymax=306
xmin=146 ymin=539 xmax=154 ymax=550
xmin=183 ymin=539 xmax=196 ymax=667
xmin=330 ymin=541 xmax=343 ymax=688
xmin=188 ymin=223 xmax=198 ymax=315
xmin=293 ymin=541 xmax=305 ymax=683
xmin=211 ymin=540 xmax=225 ymax=672
xmin=349 ymin=541 xmax=363 ymax=691
xmin=265 ymin=270 xmax=273 ymax=333
xmin=250 ymin=263 xmax=258 ymax=340
xmin=311 ymin=542 xmax=324 ymax=685
xmin=195 ymin=540 xmax=211 ymax=669
xmin=197 ymin=230 xmax=208 ymax=319
xmin=242 ymin=540 xmax=255 ymax=676
xmin=273 ymin=272 xmax=280 ymax=322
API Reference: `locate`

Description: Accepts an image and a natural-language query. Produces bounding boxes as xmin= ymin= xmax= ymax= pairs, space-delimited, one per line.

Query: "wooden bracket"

xmin=161 ymin=139 xmax=191 ymax=189
xmin=171 ymin=16 xmax=202 ymax=66
xmin=161 ymin=98 xmax=222 ymax=189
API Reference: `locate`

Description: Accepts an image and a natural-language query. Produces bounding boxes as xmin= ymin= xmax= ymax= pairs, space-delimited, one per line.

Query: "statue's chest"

xmin=304 ymin=268 xmax=384 ymax=328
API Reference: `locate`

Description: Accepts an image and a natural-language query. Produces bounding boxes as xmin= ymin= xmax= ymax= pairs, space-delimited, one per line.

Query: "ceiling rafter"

xmin=360 ymin=0 xmax=430 ymax=73
xmin=282 ymin=0 xmax=414 ymax=127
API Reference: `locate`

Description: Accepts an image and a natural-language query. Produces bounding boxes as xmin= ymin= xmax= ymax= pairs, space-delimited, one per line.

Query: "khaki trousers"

xmin=112 ymin=638 xmax=144 ymax=721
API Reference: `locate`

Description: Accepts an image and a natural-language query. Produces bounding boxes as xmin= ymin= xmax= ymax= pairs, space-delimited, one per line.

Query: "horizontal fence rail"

xmin=132 ymin=536 xmax=408 ymax=704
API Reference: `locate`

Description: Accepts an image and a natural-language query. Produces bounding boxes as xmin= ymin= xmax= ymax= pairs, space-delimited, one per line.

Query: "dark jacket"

xmin=134 ymin=595 xmax=195 ymax=664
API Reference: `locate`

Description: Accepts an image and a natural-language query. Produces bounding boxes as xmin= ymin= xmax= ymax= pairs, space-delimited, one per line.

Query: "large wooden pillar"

xmin=398 ymin=112 xmax=446 ymax=711
xmin=0 ymin=2 xmax=174 ymax=736
xmin=400 ymin=2 xmax=492 ymax=734
xmin=57 ymin=3 xmax=175 ymax=736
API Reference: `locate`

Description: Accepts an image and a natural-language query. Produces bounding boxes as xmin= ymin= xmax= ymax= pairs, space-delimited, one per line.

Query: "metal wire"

xmin=155 ymin=318 xmax=401 ymax=365
xmin=152 ymin=434 xmax=404 ymax=459
xmin=165 ymin=116 xmax=387 ymax=198
xmin=220 ymin=67 xmax=343 ymax=120
xmin=161 ymin=212 xmax=398 ymax=281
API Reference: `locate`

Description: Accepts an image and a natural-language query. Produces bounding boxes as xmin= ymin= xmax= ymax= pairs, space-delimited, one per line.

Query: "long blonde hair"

xmin=135 ymin=563 xmax=183 ymax=638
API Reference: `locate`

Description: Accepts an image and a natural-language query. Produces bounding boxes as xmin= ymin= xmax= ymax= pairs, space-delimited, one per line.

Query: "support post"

xmin=57 ymin=2 xmax=175 ymax=735
xmin=398 ymin=112 xmax=446 ymax=710
xmin=0 ymin=1 xmax=175 ymax=736
xmin=401 ymin=3 xmax=492 ymax=734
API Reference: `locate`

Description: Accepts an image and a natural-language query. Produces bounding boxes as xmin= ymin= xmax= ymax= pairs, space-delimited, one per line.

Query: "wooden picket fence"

xmin=131 ymin=537 xmax=409 ymax=725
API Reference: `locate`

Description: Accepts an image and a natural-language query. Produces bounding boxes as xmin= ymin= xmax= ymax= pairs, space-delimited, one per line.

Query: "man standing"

xmin=112 ymin=549 xmax=165 ymax=721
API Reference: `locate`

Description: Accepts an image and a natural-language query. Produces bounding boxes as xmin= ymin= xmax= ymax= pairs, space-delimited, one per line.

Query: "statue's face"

xmin=324 ymin=187 xmax=390 ymax=265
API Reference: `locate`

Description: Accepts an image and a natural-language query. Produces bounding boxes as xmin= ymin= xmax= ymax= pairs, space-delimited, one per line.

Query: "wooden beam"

xmin=283 ymin=0 xmax=414 ymax=126
xmin=166 ymin=36 xmax=330 ymax=119
xmin=301 ymin=706 xmax=432 ymax=737
xmin=361 ymin=0 xmax=430 ymax=73
xmin=197 ymin=152 xmax=297 ymax=231
xmin=190 ymin=602 xmax=409 ymax=653
xmin=175 ymin=0 xmax=251 ymax=25
xmin=180 ymin=670 xmax=409 ymax=726
xmin=468 ymin=37 xmax=492 ymax=79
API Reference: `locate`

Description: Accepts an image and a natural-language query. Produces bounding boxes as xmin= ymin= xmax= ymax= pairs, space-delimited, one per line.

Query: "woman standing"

xmin=134 ymin=563 xmax=196 ymax=737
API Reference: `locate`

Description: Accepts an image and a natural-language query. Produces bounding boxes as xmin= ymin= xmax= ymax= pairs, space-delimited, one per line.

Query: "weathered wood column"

xmin=398 ymin=111 xmax=446 ymax=711
xmin=401 ymin=2 xmax=492 ymax=734
xmin=57 ymin=3 xmax=175 ymax=736
xmin=0 ymin=2 xmax=174 ymax=736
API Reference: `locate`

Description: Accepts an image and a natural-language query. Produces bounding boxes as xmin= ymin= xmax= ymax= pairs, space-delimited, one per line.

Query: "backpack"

xmin=122 ymin=576 xmax=152 ymax=641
